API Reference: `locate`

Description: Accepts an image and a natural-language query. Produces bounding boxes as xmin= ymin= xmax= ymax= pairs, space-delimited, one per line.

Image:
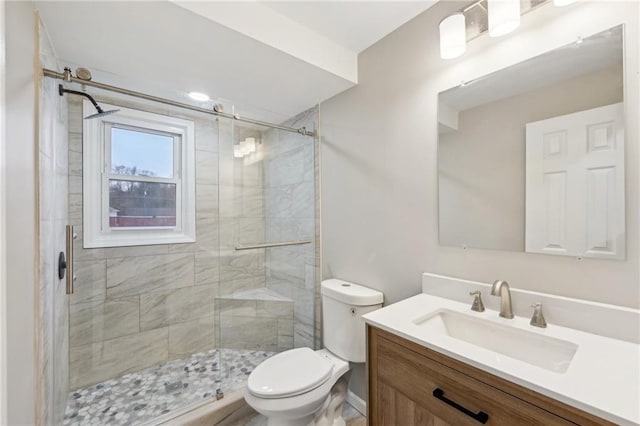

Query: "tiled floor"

xmin=63 ymin=348 xmax=274 ymax=426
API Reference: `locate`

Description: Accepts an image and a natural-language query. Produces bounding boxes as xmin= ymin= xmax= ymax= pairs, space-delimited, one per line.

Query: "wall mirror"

xmin=438 ymin=25 xmax=625 ymax=260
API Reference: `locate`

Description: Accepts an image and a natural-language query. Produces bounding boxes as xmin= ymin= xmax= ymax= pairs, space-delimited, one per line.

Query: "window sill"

xmin=83 ymin=232 xmax=195 ymax=249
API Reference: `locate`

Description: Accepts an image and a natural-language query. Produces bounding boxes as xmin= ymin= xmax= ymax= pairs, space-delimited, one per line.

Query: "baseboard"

xmin=346 ymin=390 xmax=366 ymax=416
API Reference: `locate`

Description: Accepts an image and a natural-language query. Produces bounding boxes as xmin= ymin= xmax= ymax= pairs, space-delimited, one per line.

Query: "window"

xmin=83 ymin=101 xmax=195 ymax=247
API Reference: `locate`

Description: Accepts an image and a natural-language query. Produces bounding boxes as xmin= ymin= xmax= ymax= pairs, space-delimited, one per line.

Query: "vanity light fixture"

xmin=239 ymin=140 xmax=249 ymax=156
xmin=234 ymin=137 xmax=258 ymax=158
xmin=233 ymin=145 xmax=243 ymax=158
xmin=488 ymin=0 xmax=521 ymax=37
xmin=439 ymin=13 xmax=466 ymax=59
xmin=188 ymin=91 xmax=210 ymax=102
xmin=244 ymin=137 xmax=256 ymax=154
xmin=439 ymin=0 xmax=582 ymax=60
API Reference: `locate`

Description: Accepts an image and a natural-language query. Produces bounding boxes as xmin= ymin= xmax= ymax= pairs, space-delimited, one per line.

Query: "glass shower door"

xmin=63 ymin=97 xmax=224 ymax=425
xmin=216 ymin=107 xmax=318 ymax=392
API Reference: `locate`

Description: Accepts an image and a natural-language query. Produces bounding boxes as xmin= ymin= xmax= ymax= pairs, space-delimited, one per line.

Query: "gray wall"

xmin=320 ymin=1 xmax=639 ymax=399
xmin=439 ymin=65 xmax=623 ymax=251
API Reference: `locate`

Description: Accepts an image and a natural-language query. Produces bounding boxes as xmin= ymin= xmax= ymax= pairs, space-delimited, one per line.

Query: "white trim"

xmin=346 ymin=390 xmax=366 ymax=416
xmin=170 ymin=1 xmax=358 ymax=84
xmin=83 ymin=101 xmax=196 ymax=248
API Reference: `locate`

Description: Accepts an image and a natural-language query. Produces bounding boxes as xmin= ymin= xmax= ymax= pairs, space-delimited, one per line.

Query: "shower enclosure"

xmin=42 ymin=67 xmax=319 ymax=424
xmin=216 ymin=112 xmax=320 ymax=365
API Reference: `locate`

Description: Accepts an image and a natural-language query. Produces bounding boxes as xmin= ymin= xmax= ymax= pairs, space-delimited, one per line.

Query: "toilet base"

xmin=314 ymin=373 xmax=349 ymax=426
xmin=261 ymin=373 xmax=351 ymax=426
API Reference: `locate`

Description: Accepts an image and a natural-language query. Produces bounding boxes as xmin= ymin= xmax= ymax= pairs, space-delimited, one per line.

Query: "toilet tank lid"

xmin=321 ymin=279 xmax=383 ymax=306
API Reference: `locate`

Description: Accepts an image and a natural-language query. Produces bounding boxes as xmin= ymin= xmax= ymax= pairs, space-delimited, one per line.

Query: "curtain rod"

xmin=42 ymin=68 xmax=316 ymax=137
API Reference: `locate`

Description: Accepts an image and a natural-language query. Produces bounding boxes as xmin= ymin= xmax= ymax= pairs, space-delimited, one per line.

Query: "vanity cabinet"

xmin=367 ymin=326 xmax=613 ymax=426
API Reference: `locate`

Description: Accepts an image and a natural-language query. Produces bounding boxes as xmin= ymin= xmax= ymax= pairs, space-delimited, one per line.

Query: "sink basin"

xmin=414 ymin=309 xmax=578 ymax=373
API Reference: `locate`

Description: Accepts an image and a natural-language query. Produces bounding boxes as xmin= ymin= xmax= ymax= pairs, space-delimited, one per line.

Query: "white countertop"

xmin=363 ymin=293 xmax=640 ymax=425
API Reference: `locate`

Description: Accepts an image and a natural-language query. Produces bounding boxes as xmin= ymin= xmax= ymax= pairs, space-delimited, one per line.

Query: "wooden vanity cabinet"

xmin=367 ymin=326 xmax=613 ymax=426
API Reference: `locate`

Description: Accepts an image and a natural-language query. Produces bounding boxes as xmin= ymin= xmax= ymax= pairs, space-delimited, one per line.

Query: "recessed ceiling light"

xmin=188 ymin=92 xmax=210 ymax=102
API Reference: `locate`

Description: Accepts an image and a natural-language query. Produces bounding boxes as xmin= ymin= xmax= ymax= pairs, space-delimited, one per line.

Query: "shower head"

xmin=84 ymin=107 xmax=119 ymax=120
xmin=58 ymin=84 xmax=119 ymax=120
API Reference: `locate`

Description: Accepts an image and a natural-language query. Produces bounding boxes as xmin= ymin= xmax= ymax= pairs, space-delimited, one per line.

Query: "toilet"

xmin=244 ymin=279 xmax=384 ymax=426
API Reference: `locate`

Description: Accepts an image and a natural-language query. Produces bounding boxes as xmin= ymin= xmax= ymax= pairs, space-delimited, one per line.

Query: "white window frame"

xmin=83 ymin=101 xmax=196 ymax=248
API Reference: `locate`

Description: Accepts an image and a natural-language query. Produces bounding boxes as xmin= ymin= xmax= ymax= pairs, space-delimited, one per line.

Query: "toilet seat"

xmin=248 ymin=348 xmax=333 ymax=399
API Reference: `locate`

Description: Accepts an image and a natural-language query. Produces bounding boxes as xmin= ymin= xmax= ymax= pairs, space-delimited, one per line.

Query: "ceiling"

xmin=36 ymin=1 xmax=436 ymax=124
xmin=260 ymin=1 xmax=435 ymax=53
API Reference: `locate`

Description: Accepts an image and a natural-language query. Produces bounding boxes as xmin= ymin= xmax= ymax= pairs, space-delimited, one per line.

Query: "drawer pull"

xmin=432 ymin=388 xmax=489 ymax=424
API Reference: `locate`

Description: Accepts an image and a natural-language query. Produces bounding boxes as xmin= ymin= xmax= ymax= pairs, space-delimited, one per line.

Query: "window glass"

xmin=83 ymin=100 xmax=195 ymax=247
xmin=109 ymin=180 xmax=177 ymax=227
xmin=111 ymin=127 xmax=174 ymax=178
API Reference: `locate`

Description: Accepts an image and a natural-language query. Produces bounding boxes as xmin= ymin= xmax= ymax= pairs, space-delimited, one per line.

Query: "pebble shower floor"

xmin=63 ymin=348 xmax=274 ymax=425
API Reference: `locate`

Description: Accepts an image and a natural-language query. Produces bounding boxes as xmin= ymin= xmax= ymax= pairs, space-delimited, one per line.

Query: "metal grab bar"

xmin=235 ymin=240 xmax=312 ymax=251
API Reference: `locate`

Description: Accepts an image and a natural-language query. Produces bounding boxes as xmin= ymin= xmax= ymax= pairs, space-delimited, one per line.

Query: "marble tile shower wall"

xmin=67 ymin=97 xmax=221 ymax=390
xmin=218 ymin=121 xmax=267 ymax=296
xmin=38 ymin=18 xmax=69 ymax=426
xmin=262 ymin=107 xmax=320 ymax=350
xmin=215 ymin=115 xmax=319 ymax=353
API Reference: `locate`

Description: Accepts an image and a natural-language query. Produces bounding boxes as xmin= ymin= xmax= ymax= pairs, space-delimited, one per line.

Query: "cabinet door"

xmin=369 ymin=328 xmax=574 ymax=426
xmin=378 ymin=381 xmax=452 ymax=426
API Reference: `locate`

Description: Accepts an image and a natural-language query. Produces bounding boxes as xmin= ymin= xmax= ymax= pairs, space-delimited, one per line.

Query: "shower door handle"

xmin=66 ymin=225 xmax=76 ymax=294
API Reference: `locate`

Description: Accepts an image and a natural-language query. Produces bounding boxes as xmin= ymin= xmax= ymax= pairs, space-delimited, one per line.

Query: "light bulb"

xmin=245 ymin=137 xmax=256 ymax=153
xmin=488 ymin=0 xmax=521 ymax=37
xmin=439 ymin=13 xmax=466 ymax=60
xmin=239 ymin=140 xmax=250 ymax=156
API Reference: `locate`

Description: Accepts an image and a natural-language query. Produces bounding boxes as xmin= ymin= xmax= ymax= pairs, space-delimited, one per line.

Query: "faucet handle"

xmin=469 ymin=291 xmax=485 ymax=312
xmin=530 ymin=303 xmax=547 ymax=328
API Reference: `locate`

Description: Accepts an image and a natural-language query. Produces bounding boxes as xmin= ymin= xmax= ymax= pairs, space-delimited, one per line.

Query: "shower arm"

xmin=58 ymin=84 xmax=105 ymax=113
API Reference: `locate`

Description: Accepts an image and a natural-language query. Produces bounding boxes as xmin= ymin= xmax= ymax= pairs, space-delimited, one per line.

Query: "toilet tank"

xmin=321 ymin=279 xmax=384 ymax=363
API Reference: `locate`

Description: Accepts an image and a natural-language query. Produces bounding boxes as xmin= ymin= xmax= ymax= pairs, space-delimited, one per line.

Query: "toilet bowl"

xmin=244 ymin=349 xmax=349 ymax=426
xmin=244 ymin=279 xmax=384 ymax=426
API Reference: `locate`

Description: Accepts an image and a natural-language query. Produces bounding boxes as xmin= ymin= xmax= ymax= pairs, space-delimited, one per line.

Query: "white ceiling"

xmin=36 ymin=1 xmax=436 ymax=124
xmin=261 ymin=2 xmax=436 ymax=53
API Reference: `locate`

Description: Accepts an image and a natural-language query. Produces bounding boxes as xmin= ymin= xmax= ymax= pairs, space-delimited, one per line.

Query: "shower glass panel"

xmin=64 ymin=97 xmax=224 ymax=425
xmin=216 ymin=107 xmax=319 ymax=389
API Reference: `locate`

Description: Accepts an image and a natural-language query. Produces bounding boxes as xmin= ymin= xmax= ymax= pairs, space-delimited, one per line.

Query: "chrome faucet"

xmin=490 ymin=280 xmax=514 ymax=319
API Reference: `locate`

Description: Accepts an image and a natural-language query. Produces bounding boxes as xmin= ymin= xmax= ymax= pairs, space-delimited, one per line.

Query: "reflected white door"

xmin=525 ymin=103 xmax=624 ymax=259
